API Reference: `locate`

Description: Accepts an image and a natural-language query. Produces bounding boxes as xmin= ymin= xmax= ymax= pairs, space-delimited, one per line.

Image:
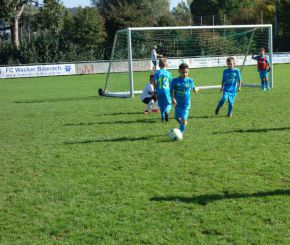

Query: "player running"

xmin=154 ymin=58 xmax=172 ymax=122
xmin=215 ymin=57 xmax=242 ymax=117
xmin=170 ymin=63 xmax=198 ymax=134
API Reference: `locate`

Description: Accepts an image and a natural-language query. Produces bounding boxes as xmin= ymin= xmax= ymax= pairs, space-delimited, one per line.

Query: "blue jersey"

xmin=170 ymin=77 xmax=195 ymax=107
xmin=154 ymin=69 xmax=172 ymax=96
xmin=222 ymin=68 xmax=241 ymax=94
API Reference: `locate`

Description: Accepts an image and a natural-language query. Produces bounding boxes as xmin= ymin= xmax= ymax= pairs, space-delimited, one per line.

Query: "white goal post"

xmin=99 ymin=24 xmax=273 ymax=98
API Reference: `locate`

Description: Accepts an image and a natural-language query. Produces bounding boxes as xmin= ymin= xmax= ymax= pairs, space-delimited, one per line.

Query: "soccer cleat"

xmin=215 ymin=107 xmax=220 ymax=115
xmin=144 ymin=110 xmax=150 ymax=114
xmin=227 ymin=113 xmax=232 ymax=117
xmin=152 ymin=109 xmax=159 ymax=113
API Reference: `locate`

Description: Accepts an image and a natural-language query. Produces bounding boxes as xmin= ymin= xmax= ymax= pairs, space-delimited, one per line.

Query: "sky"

xmin=51 ymin=0 xmax=181 ymax=9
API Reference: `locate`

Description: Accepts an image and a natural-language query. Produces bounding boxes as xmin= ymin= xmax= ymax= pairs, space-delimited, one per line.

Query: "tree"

xmin=171 ymin=1 xmax=192 ymax=25
xmin=0 ymin=0 xmax=29 ymax=49
xmin=36 ymin=0 xmax=65 ymax=34
xmin=63 ymin=7 xmax=106 ymax=59
xmin=190 ymin=0 xmax=218 ymax=16
xmin=92 ymin=0 xmax=170 ymax=58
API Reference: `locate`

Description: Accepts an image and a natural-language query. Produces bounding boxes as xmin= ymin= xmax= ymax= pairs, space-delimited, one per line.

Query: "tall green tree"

xmin=0 ymin=0 xmax=29 ymax=49
xmin=92 ymin=0 xmax=170 ymax=58
xmin=36 ymin=0 xmax=65 ymax=34
xmin=171 ymin=1 xmax=192 ymax=25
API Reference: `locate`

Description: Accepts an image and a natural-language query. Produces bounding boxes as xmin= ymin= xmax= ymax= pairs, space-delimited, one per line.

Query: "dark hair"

xmin=159 ymin=58 xmax=168 ymax=68
xmin=179 ymin=63 xmax=189 ymax=70
xmin=226 ymin=57 xmax=235 ymax=63
xmin=150 ymin=74 xmax=154 ymax=78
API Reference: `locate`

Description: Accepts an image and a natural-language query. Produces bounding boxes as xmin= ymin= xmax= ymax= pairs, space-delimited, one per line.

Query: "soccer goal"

xmin=99 ymin=24 xmax=273 ymax=98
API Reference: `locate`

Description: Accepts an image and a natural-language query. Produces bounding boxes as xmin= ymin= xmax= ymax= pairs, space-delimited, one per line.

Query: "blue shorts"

xmin=259 ymin=70 xmax=268 ymax=79
xmin=175 ymin=106 xmax=190 ymax=120
xmin=157 ymin=93 xmax=171 ymax=113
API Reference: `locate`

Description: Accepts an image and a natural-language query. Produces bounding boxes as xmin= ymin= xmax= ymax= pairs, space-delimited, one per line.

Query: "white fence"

xmin=0 ymin=53 xmax=290 ymax=79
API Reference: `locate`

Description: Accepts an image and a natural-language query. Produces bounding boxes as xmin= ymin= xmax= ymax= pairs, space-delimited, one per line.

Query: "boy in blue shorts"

xmin=170 ymin=63 xmax=199 ymax=134
xmin=215 ymin=57 xmax=242 ymax=117
xmin=154 ymin=58 xmax=172 ymax=122
xmin=252 ymin=47 xmax=271 ymax=90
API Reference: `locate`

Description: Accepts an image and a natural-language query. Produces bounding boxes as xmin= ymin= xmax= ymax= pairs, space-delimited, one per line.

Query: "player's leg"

xmin=227 ymin=94 xmax=236 ymax=117
xmin=179 ymin=107 xmax=189 ymax=133
xmin=259 ymin=71 xmax=266 ymax=90
xmin=152 ymin=95 xmax=159 ymax=112
xmin=264 ymin=71 xmax=270 ymax=90
xmin=215 ymin=92 xmax=228 ymax=115
xmin=152 ymin=61 xmax=157 ymax=71
xmin=175 ymin=106 xmax=189 ymax=133
xmin=157 ymin=94 xmax=166 ymax=121
xmin=142 ymin=97 xmax=151 ymax=114
xmin=164 ymin=95 xmax=172 ymax=122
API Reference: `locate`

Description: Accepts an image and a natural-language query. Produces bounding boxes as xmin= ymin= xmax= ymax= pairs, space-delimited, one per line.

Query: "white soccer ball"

xmin=169 ymin=128 xmax=183 ymax=141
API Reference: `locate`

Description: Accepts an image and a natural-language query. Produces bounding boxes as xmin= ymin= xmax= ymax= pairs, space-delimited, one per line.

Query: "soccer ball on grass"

xmin=169 ymin=128 xmax=183 ymax=141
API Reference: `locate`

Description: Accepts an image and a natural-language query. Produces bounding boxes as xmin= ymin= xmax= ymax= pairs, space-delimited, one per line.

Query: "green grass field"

xmin=0 ymin=64 xmax=289 ymax=244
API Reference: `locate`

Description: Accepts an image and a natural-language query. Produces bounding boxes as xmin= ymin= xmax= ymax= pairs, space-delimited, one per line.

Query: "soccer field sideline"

xmin=0 ymin=64 xmax=289 ymax=244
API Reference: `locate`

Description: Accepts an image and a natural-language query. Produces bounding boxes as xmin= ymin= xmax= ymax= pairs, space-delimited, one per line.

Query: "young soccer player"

xmin=252 ymin=47 xmax=271 ymax=90
xmin=215 ymin=57 xmax=242 ymax=117
xmin=170 ymin=63 xmax=198 ymax=134
xmin=154 ymin=58 xmax=172 ymax=122
xmin=141 ymin=74 xmax=159 ymax=114
xmin=150 ymin=45 xmax=162 ymax=71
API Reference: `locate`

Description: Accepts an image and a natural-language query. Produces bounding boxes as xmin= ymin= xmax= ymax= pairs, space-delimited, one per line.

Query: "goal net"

xmin=100 ymin=25 xmax=273 ymax=98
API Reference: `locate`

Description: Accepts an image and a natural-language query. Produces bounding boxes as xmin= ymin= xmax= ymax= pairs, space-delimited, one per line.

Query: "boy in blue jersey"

xmin=154 ymin=58 xmax=172 ymax=122
xmin=215 ymin=57 xmax=242 ymax=117
xmin=170 ymin=63 xmax=199 ymax=134
xmin=252 ymin=47 xmax=271 ymax=90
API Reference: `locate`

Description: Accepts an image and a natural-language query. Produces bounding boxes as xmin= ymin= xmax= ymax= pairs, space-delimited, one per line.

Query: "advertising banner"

xmin=0 ymin=64 xmax=76 ymax=79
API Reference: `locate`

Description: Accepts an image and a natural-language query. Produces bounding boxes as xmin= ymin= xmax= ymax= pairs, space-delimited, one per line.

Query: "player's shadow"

xmin=213 ymin=127 xmax=290 ymax=134
xmin=150 ymin=189 xmax=290 ymax=206
xmin=64 ymin=118 xmax=159 ymax=126
xmin=188 ymin=115 xmax=216 ymax=119
xmin=64 ymin=134 xmax=163 ymax=145
xmin=14 ymin=95 xmax=98 ymax=104
xmin=101 ymin=112 xmax=145 ymax=116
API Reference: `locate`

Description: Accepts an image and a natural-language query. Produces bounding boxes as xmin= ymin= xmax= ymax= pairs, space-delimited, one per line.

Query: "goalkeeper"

xmin=252 ymin=47 xmax=271 ymax=90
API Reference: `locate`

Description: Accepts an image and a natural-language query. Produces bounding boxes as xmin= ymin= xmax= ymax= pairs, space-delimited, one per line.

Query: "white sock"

xmin=146 ymin=100 xmax=154 ymax=111
xmin=153 ymin=101 xmax=159 ymax=110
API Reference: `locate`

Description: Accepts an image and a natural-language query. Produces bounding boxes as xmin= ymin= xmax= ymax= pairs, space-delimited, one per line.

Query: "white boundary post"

xmin=127 ymin=28 xmax=134 ymax=98
xmin=268 ymin=25 xmax=274 ymax=88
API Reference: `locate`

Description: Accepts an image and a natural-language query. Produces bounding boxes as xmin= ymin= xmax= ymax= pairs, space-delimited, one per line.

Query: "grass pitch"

xmin=0 ymin=64 xmax=289 ymax=244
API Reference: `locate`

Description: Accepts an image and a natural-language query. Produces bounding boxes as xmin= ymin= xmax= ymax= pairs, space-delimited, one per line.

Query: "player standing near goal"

xmin=151 ymin=45 xmax=162 ymax=71
xmin=215 ymin=57 xmax=242 ymax=117
xmin=170 ymin=63 xmax=198 ymax=134
xmin=141 ymin=74 xmax=159 ymax=114
xmin=154 ymin=58 xmax=172 ymax=122
xmin=252 ymin=47 xmax=271 ymax=90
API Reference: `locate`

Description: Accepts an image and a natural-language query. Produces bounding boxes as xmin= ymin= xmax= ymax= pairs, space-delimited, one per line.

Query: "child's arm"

xmin=170 ymin=91 xmax=177 ymax=106
xmin=220 ymin=80 xmax=224 ymax=92
xmin=252 ymin=54 xmax=258 ymax=60
xmin=238 ymin=80 xmax=242 ymax=92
